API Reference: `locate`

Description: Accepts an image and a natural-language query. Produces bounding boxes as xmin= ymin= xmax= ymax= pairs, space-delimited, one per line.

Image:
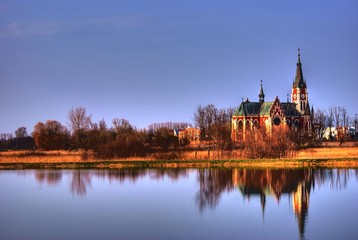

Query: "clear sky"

xmin=1 ymin=0 xmax=357 ymax=134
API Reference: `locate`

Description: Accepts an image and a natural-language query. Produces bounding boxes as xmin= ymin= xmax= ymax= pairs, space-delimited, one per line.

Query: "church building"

xmin=231 ymin=49 xmax=313 ymax=141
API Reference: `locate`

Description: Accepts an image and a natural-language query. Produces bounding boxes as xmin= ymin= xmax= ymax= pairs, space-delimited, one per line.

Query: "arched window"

xmin=238 ymin=121 xmax=243 ymax=130
xmin=253 ymin=120 xmax=259 ymax=130
xmin=246 ymin=120 xmax=250 ymax=130
xmin=294 ymin=119 xmax=299 ymax=130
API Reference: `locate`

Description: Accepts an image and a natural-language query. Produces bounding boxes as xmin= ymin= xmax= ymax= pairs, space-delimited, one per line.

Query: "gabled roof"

xmin=304 ymin=102 xmax=311 ymax=115
xmin=281 ymin=103 xmax=302 ymax=117
xmin=233 ymin=101 xmax=301 ymax=117
xmin=234 ymin=102 xmax=271 ymax=116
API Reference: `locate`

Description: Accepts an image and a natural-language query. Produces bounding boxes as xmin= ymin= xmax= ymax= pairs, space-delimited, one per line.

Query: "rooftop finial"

xmin=298 ymin=48 xmax=301 ymax=63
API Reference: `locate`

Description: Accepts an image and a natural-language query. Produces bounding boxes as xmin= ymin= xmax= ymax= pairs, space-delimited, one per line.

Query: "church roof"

xmin=233 ymin=101 xmax=301 ymax=117
xmin=293 ymin=49 xmax=307 ymax=88
xmin=304 ymin=102 xmax=311 ymax=115
xmin=234 ymin=102 xmax=268 ymax=116
xmin=282 ymin=102 xmax=302 ymax=116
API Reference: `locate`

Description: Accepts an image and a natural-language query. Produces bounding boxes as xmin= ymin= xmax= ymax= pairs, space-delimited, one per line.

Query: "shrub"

xmin=243 ymin=127 xmax=298 ymax=159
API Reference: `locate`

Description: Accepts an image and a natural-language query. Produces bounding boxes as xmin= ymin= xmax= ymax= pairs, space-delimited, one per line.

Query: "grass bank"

xmin=0 ymin=146 xmax=358 ymax=169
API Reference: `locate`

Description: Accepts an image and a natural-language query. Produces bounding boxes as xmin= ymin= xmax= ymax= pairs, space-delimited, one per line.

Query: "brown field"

xmin=296 ymin=147 xmax=358 ymax=159
xmin=0 ymin=144 xmax=358 ymax=168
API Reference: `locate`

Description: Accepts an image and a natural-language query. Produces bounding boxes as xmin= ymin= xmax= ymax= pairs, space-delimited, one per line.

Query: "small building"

xmin=175 ymin=127 xmax=200 ymax=144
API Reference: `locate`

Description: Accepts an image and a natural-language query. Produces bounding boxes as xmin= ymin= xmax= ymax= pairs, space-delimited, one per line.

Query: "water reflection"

xmin=35 ymin=170 xmax=62 ymax=186
xmin=70 ymin=170 xmax=91 ymax=196
xmin=30 ymin=168 xmax=357 ymax=240
xmin=34 ymin=169 xmax=189 ymax=196
xmin=196 ymin=168 xmax=357 ymax=240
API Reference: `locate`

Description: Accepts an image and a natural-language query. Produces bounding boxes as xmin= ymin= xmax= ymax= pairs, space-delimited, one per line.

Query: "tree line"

xmin=0 ymin=106 xmax=192 ymax=159
xmin=1 ymin=105 xmax=357 ymax=159
xmin=313 ymin=106 xmax=358 ymax=140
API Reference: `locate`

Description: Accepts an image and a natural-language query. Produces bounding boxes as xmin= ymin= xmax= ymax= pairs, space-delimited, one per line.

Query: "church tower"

xmin=291 ymin=49 xmax=309 ymax=115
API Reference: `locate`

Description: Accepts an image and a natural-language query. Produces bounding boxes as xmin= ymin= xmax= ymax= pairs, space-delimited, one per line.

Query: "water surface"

xmin=0 ymin=168 xmax=357 ymax=240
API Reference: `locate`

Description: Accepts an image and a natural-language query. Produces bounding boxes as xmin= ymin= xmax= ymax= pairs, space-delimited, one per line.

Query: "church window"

xmin=294 ymin=119 xmax=299 ymax=129
xmin=238 ymin=121 xmax=243 ymax=130
xmin=246 ymin=120 xmax=250 ymax=130
xmin=253 ymin=120 xmax=259 ymax=129
xmin=273 ymin=117 xmax=281 ymax=126
xmin=301 ymin=100 xmax=305 ymax=111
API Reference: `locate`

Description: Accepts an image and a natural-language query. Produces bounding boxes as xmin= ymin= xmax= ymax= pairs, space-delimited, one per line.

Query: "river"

xmin=0 ymin=168 xmax=357 ymax=240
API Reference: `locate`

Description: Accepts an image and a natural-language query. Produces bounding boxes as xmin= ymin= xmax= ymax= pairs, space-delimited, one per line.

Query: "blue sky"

xmin=1 ymin=0 xmax=357 ymax=134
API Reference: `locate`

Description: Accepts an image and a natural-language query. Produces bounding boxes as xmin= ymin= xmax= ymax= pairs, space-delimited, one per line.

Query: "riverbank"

xmin=0 ymin=158 xmax=357 ymax=170
xmin=0 ymin=145 xmax=358 ymax=169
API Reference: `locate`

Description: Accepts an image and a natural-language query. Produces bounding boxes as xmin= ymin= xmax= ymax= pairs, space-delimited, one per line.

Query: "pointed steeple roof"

xmin=293 ymin=48 xmax=307 ymax=88
xmin=259 ymin=80 xmax=265 ymax=103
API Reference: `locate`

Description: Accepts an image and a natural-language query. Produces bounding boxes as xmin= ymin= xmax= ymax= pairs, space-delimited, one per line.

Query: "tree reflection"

xmin=35 ymin=170 xmax=62 ymax=186
xmin=196 ymin=169 xmax=233 ymax=211
xmin=69 ymin=169 xmax=189 ymax=196
xmin=70 ymin=170 xmax=91 ymax=196
xmin=94 ymin=169 xmax=189 ymax=183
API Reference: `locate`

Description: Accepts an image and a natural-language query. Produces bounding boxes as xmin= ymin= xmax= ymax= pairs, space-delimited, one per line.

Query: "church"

xmin=231 ymin=49 xmax=313 ymax=141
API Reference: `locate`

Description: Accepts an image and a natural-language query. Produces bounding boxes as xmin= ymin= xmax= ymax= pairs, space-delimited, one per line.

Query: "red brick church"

xmin=231 ymin=49 xmax=313 ymax=141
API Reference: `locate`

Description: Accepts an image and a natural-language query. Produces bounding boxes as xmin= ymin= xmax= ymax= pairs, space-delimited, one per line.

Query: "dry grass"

xmin=0 ymin=150 xmax=85 ymax=163
xmin=296 ymin=147 xmax=358 ymax=159
xmin=1 ymin=146 xmax=358 ymax=167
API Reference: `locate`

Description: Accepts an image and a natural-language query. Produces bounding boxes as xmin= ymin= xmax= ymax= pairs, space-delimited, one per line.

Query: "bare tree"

xmin=112 ymin=118 xmax=133 ymax=135
xmin=333 ymin=106 xmax=342 ymax=128
xmin=194 ymin=105 xmax=206 ymax=141
xmin=204 ymin=104 xmax=217 ymax=159
xmin=314 ymin=108 xmax=325 ymax=139
xmin=193 ymin=105 xmax=206 ymax=159
xmin=67 ymin=106 xmax=92 ymax=149
xmin=98 ymin=119 xmax=107 ymax=131
xmin=67 ymin=106 xmax=92 ymax=133
xmin=213 ymin=108 xmax=233 ymax=159
xmin=15 ymin=127 xmax=27 ymax=138
xmin=341 ymin=107 xmax=348 ymax=127
xmin=340 ymin=107 xmax=349 ymax=140
xmin=326 ymin=107 xmax=334 ymax=140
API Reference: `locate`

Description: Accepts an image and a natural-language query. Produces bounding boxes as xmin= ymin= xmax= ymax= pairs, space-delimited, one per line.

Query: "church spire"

xmin=259 ymin=80 xmax=265 ymax=104
xmin=293 ymin=48 xmax=306 ymax=88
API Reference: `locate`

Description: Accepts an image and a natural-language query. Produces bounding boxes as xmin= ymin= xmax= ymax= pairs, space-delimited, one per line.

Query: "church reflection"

xmin=197 ymin=168 xmax=356 ymax=240
xmin=232 ymin=168 xmax=313 ymax=239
